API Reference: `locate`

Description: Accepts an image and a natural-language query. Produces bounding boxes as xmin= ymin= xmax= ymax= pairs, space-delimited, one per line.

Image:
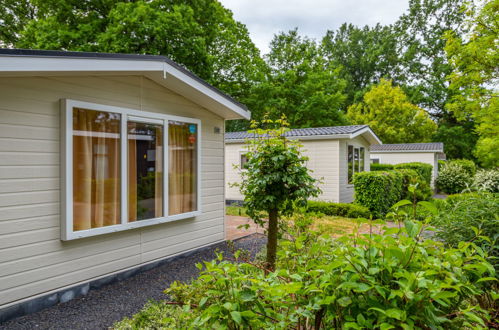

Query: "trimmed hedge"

xmin=306 ymin=200 xmax=371 ymax=218
xmin=394 ymin=162 xmax=433 ymax=184
xmin=370 ymin=163 xmax=394 ymax=171
xmin=396 ymin=168 xmax=432 ymax=201
xmin=353 ymin=171 xmax=403 ymax=217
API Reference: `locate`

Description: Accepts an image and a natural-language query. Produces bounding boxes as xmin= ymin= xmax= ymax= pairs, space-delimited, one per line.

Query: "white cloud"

xmin=220 ymin=0 xmax=409 ymax=54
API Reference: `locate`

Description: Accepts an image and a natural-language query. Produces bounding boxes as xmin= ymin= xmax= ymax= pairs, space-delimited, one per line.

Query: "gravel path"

xmin=1 ymin=234 xmax=266 ymax=330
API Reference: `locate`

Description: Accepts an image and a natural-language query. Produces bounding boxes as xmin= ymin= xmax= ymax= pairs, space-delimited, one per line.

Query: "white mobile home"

xmin=0 ymin=49 xmax=249 ymax=320
xmin=225 ymin=125 xmax=381 ymax=204
xmin=370 ymin=142 xmax=445 ymax=186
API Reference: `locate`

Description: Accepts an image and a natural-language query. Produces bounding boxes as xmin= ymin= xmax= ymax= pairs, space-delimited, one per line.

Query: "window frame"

xmin=347 ymin=145 xmax=366 ymax=185
xmin=61 ymin=99 xmax=202 ymax=240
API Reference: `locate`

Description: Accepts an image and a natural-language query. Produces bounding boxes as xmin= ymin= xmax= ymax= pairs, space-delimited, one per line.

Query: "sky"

xmin=219 ymin=0 xmax=410 ymax=54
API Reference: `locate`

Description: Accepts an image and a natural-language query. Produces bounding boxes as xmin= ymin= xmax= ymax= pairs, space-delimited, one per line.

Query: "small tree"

xmin=238 ymin=116 xmax=320 ymax=270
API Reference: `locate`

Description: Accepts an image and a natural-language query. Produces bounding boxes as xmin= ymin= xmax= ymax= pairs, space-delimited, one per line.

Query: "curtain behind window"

xmin=169 ymin=121 xmax=197 ymax=215
xmin=72 ymin=108 xmax=120 ymax=231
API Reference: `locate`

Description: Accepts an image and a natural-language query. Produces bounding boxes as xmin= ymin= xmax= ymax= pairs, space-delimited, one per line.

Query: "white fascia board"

xmin=224 ymin=134 xmax=350 ymax=144
xmin=350 ymin=127 xmax=382 ymax=145
xmin=162 ymin=64 xmax=250 ymax=120
xmin=0 ymin=55 xmax=250 ymax=120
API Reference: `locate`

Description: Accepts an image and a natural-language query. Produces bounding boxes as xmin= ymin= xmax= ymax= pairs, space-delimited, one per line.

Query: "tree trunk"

xmin=266 ymin=208 xmax=278 ymax=271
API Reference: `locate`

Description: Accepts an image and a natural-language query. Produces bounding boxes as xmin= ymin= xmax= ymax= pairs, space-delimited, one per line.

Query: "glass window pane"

xmin=354 ymin=148 xmax=360 ymax=173
xmin=360 ymin=147 xmax=365 ymax=172
xmin=128 ymin=122 xmax=163 ymax=221
xmin=73 ymin=107 xmax=121 ymax=231
xmin=348 ymin=145 xmax=354 ymax=184
xmin=241 ymin=154 xmax=249 ymax=169
xmin=169 ymin=121 xmax=198 ymax=215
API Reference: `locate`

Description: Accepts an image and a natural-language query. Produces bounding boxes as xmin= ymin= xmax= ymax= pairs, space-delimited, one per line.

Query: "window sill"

xmin=62 ymin=211 xmax=202 ymax=240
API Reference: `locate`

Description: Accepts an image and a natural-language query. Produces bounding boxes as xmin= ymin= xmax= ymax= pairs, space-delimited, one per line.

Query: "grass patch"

xmin=311 ymin=215 xmax=373 ymax=236
xmin=226 ymin=205 xmax=248 ymax=217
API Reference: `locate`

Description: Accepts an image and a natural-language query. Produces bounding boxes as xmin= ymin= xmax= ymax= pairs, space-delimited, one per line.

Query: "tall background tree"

xmin=347 ymin=79 xmax=437 ymax=143
xmin=444 ymin=0 xmax=499 ymax=167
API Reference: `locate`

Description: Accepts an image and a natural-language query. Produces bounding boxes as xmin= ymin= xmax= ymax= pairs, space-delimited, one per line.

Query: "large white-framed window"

xmin=61 ymin=99 xmax=201 ymax=240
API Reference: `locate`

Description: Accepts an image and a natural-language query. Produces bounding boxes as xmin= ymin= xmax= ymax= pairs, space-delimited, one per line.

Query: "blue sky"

xmin=219 ymin=0 xmax=409 ymax=54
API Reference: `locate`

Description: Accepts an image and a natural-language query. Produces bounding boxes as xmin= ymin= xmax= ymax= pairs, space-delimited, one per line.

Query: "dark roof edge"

xmin=0 ymin=48 xmax=249 ymax=112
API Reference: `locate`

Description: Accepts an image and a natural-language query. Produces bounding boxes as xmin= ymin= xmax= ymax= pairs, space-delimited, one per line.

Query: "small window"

xmin=240 ymin=153 xmax=249 ymax=169
xmin=371 ymin=158 xmax=380 ymax=164
xmin=62 ymin=100 xmax=201 ymax=240
xmin=347 ymin=145 xmax=366 ymax=184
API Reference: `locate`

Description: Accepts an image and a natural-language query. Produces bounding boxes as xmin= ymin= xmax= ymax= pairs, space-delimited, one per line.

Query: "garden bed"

xmin=0 ymin=234 xmax=266 ymax=330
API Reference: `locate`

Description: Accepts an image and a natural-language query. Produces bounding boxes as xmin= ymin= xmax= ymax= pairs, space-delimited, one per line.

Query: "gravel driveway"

xmin=1 ymin=234 xmax=266 ymax=330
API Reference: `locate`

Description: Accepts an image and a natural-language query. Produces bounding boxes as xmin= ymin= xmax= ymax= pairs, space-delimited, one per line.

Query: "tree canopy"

xmin=347 ymin=79 xmax=437 ymax=144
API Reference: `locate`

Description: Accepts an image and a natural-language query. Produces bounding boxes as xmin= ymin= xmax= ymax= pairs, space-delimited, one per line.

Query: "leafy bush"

xmin=451 ymin=159 xmax=477 ymax=176
xmin=438 ymin=159 xmax=446 ymax=170
xmin=370 ymin=163 xmax=394 ymax=171
xmin=394 ymin=162 xmax=433 ymax=185
xmin=353 ymin=171 xmax=403 ymax=217
xmin=395 ymin=168 xmax=432 ymax=201
xmin=116 ymin=217 xmax=495 ymax=329
xmin=472 ymin=169 xmax=499 ymax=193
xmin=306 ymin=200 xmax=371 ymax=218
xmin=432 ymin=192 xmax=499 ymax=269
xmin=436 ymin=162 xmax=472 ymax=194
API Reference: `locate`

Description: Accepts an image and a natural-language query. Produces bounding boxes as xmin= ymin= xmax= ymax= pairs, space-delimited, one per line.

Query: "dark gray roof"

xmin=370 ymin=142 xmax=444 ymax=152
xmin=0 ymin=48 xmax=248 ymax=112
xmin=225 ymin=125 xmax=369 ymax=140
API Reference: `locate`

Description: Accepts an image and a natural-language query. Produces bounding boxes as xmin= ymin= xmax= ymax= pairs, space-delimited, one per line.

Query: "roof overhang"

xmin=225 ymin=127 xmax=382 ymax=145
xmin=370 ymin=150 xmax=443 ymax=153
xmin=0 ymin=50 xmax=250 ymax=120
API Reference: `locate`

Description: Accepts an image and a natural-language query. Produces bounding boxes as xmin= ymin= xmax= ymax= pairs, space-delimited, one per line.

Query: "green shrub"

xmin=432 ymin=192 xmax=499 ymax=270
xmin=395 ymin=168 xmax=432 ymax=201
xmin=438 ymin=159 xmax=446 ymax=170
xmin=117 ymin=218 xmax=495 ymax=329
xmin=306 ymin=200 xmax=371 ymax=218
xmin=472 ymin=168 xmax=499 ymax=193
xmin=451 ymin=159 xmax=476 ymax=176
xmin=353 ymin=171 xmax=403 ymax=217
xmin=394 ymin=162 xmax=433 ymax=184
xmin=436 ymin=162 xmax=472 ymax=194
xmin=370 ymin=163 xmax=394 ymax=171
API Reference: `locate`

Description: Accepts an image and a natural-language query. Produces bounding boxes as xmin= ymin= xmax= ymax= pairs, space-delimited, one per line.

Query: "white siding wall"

xmin=0 ymin=75 xmax=226 ymax=307
xmin=225 ymin=139 xmax=346 ymax=203
xmin=369 ymin=152 xmax=438 ymax=186
xmin=338 ymin=136 xmax=371 ymax=203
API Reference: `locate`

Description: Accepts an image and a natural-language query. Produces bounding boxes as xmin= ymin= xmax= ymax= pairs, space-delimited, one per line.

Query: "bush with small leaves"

xmin=115 ymin=205 xmax=495 ymax=329
xmin=450 ymin=159 xmax=476 ymax=176
xmin=472 ymin=168 xmax=499 ymax=193
xmin=306 ymin=201 xmax=371 ymax=218
xmin=436 ymin=162 xmax=472 ymax=194
xmin=370 ymin=163 xmax=394 ymax=171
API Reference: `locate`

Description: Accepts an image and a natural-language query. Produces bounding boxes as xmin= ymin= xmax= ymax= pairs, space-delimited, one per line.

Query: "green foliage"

xmin=306 ymin=200 xmax=371 ymax=218
xmin=432 ymin=192 xmax=499 ymax=270
xmin=444 ymin=0 xmax=499 ymax=167
xmin=114 ymin=301 xmax=193 ymax=329
xmin=394 ymin=162 xmax=433 ymax=185
xmin=450 ymin=159 xmax=476 ymax=176
xmin=241 ymin=29 xmax=348 ymax=130
xmin=347 ymin=79 xmax=437 ymax=144
xmin=370 ymin=163 xmax=394 ymax=171
xmin=118 ymin=212 xmax=495 ymax=329
xmin=395 ymin=168 xmax=432 ymax=201
xmin=472 ymin=169 xmax=499 ymax=193
xmin=237 ymin=116 xmax=320 ymax=268
xmin=225 ymin=206 xmax=248 ymax=217
xmin=432 ymin=119 xmax=478 ymax=160
xmin=353 ymin=171 xmax=403 ymax=217
xmin=436 ymin=162 xmax=472 ymax=194
xmin=321 ymin=23 xmax=402 ymax=106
